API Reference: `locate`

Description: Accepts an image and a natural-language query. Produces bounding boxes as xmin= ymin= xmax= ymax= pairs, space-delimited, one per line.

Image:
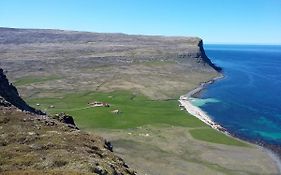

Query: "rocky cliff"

xmin=0 ymin=68 xmax=44 ymax=115
xmin=198 ymin=40 xmax=222 ymax=72
xmin=0 ymin=68 xmax=136 ymax=175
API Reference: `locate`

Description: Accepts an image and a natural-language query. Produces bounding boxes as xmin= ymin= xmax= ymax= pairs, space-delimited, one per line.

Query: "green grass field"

xmin=27 ymin=91 xmax=206 ymax=129
xmin=27 ymin=90 xmax=248 ymax=146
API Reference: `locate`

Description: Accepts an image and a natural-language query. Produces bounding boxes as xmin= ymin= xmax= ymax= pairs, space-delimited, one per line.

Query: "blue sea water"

xmin=195 ymin=44 xmax=281 ymax=145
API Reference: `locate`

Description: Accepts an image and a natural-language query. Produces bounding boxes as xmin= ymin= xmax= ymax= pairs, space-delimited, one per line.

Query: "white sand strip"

xmin=179 ymin=95 xmax=228 ymax=134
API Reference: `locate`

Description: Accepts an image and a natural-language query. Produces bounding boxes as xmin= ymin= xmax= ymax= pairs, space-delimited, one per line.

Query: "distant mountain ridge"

xmin=0 ymin=27 xmax=202 ymax=44
xmin=0 ymin=27 xmax=221 ymax=72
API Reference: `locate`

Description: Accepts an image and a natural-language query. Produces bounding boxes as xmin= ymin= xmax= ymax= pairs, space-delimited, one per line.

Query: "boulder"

xmin=54 ymin=112 xmax=79 ymax=129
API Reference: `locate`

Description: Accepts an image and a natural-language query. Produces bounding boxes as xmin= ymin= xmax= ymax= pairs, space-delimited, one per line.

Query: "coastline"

xmin=179 ymin=73 xmax=281 ymax=173
xmin=179 ymin=73 xmax=226 ymax=133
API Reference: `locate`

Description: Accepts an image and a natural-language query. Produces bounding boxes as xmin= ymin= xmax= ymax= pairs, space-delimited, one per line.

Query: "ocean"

xmin=193 ymin=44 xmax=281 ymax=147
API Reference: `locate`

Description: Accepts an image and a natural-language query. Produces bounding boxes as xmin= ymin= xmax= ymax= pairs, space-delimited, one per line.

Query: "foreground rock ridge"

xmin=0 ymin=69 xmax=136 ymax=175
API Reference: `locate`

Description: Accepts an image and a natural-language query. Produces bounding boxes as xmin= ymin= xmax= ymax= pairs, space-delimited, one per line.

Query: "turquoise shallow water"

xmin=197 ymin=44 xmax=281 ymax=145
xmin=190 ymin=97 xmax=220 ymax=107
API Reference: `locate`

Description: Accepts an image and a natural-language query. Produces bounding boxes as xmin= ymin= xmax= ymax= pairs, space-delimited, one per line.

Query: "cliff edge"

xmin=198 ymin=40 xmax=222 ymax=72
xmin=0 ymin=68 xmax=45 ymax=115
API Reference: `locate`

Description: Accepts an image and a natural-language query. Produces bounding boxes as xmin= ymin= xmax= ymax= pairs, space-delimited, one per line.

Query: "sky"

xmin=0 ymin=0 xmax=281 ymax=44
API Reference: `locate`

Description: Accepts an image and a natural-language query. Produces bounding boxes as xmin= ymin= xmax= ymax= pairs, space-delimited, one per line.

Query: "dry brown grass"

xmin=0 ymin=108 xmax=135 ymax=175
xmin=1 ymin=170 xmax=93 ymax=175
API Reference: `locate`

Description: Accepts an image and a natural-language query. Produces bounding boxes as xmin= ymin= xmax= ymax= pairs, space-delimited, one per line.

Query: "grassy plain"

xmin=27 ymin=90 xmax=247 ymax=146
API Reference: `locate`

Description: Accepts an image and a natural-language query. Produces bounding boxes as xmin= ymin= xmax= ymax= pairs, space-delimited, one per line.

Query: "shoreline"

xmin=179 ymin=73 xmax=281 ymax=173
xmin=186 ymin=73 xmax=224 ymax=97
xmin=179 ymin=73 xmax=226 ymax=133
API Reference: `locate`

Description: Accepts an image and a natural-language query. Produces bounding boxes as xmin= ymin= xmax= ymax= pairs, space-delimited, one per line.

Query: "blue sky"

xmin=0 ymin=0 xmax=280 ymax=44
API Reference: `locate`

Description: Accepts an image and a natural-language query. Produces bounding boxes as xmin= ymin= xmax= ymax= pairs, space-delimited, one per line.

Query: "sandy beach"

xmin=179 ymin=96 xmax=227 ymax=133
xmin=179 ymin=74 xmax=227 ymax=133
xmin=179 ymin=96 xmax=229 ymax=135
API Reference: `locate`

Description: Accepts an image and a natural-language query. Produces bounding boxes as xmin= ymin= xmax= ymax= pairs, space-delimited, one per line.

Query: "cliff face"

xmin=198 ymin=40 xmax=222 ymax=72
xmin=0 ymin=68 xmax=45 ymax=115
xmin=0 ymin=69 xmax=136 ymax=175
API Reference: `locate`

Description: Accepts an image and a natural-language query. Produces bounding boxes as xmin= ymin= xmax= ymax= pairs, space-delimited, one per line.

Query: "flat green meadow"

xmin=27 ymin=91 xmax=206 ymax=129
xmin=27 ymin=90 xmax=248 ymax=146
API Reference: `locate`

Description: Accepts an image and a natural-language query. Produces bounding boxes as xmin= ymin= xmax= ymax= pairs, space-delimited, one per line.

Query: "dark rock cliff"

xmin=0 ymin=68 xmax=45 ymax=115
xmin=198 ymin=40 xmax=222 ymax=72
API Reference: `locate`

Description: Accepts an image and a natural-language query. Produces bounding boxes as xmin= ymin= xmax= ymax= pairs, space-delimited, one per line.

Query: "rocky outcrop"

xmin=198 ymin=40 xmax=222 ymax=72
xmin=0 ymin=97 xmax=12 ymax=107
xmin=53 ymin=112 xmax=79 ymax=129
xmin=0 ymin=68 xmax=45 ymax=115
